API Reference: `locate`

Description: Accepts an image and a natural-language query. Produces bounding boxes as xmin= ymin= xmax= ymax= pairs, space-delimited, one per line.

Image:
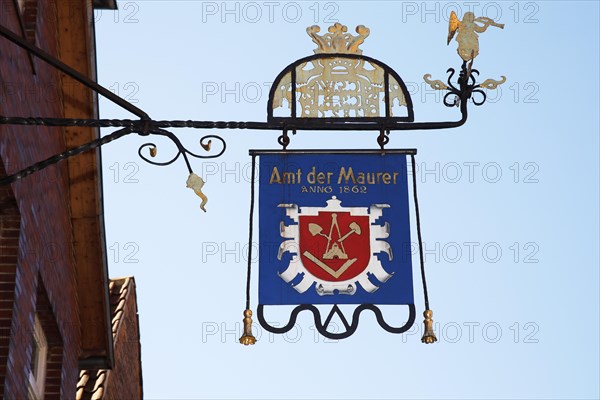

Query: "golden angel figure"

xmin=448 ymin=11 xmax=504 ymax=61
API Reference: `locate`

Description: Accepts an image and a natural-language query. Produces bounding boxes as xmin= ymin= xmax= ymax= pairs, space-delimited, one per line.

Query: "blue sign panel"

xmin=258 ymin=152 xmax=414 ymax=306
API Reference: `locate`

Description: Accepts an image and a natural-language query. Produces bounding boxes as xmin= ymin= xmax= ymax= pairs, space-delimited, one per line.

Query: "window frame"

xmin=27 ymin=314 xmax=48 ymax=400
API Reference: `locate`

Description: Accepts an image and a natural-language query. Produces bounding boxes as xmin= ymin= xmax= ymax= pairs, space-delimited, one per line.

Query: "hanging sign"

xmin=253 ymin=150 xmax=419 ymax=340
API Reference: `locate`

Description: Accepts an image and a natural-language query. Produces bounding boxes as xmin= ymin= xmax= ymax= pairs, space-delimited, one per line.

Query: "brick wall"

xmin=76 ymin=278 xmax=143 ymax=399
xmin=0 ymin=0 xmax=82 ymax=398
xmin=0 ymin=161 xmax=20 ymax=396
xmin=104 ymin=279 xmax=143 ymax=399
xmin=35 ymin=277 xmax=65 ymax=399
xmin=105 ymin=279 xmax=143 ymax=400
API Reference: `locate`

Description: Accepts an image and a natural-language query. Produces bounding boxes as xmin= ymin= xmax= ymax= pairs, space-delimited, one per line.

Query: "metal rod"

xmin=0 ymin=24 xmax=150 ymax=120
xmin=0 ymin=116 xmax=466 ymax=131
xmin=410 ymin=154 xmax=430 ymax=310
xmin=291 ymin=66 xmax=297 ymax=119
xmin=384 ymin=71 xmax=391 ymax=118
xmin=249 ymin=149 xmax=417 ymax=155
xmin=245 ymin=154 xmax=257 ymax=310
xmin=0 ymin=128 xmax=134 ymax=186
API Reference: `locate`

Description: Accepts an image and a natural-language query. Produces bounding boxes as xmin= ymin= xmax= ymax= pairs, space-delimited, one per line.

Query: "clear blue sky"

xmin=95 ymin=1 xmax=599 ymax=398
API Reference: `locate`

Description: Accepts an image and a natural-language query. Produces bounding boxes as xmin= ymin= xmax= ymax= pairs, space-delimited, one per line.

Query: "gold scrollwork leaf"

xmin=479 ymin=76 xmax=507 ymax=90
xmin=423 ymin=74 xmax=448 ymax=91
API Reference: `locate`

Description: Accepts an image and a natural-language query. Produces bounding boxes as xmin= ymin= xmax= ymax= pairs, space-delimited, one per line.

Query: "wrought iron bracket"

xmin=0 ymin=21 xmax=500 ymax=186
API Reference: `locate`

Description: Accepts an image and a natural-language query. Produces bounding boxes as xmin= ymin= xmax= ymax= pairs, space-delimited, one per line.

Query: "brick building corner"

xmin=0 ymin=0 xmax=142 ymax=398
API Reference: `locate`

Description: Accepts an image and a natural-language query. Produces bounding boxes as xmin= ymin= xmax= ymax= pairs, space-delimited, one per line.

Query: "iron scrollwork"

xmin=257 ymin=303 xmax=416 ymax=340
xmin=137 ymin=130 xmax=226 ymax=171
xmin=423 ymin=10 xmax=507 ymax=110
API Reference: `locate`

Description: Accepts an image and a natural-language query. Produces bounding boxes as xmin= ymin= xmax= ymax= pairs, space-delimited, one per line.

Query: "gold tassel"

xmin=149 ymin=146 xmax=157 ymax=157
xmin=239 ymin=309 xmax=256 ymax=345
xmin=421 ymin=309 xmax=437 ymax=344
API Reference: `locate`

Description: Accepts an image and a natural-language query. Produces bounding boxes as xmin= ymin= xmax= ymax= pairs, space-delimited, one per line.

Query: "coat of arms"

xmin=278 ymin=196 xmax=393 ymax=296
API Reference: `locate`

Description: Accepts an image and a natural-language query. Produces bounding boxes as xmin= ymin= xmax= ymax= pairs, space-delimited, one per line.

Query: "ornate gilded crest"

xmin=306 ymin=22 xmax=370 ymax=54
xmin=271 ymin=23 xmax=409 ymax=119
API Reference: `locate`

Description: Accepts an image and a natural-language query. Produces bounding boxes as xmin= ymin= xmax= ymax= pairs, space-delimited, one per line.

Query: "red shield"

xmin=299 ymin=212 xmax=371 ymax=282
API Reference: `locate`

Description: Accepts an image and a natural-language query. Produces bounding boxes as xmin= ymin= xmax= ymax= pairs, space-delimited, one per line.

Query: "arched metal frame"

xmin=267 ymin=53 xmax=416 ymax=123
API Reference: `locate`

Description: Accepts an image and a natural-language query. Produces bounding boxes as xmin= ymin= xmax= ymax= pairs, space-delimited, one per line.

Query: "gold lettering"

xmin=316 ymin=172 xmax=327 ymax=184
xmin=269 ymin=166 xmax=281 ymax=184
xmin=270 ymin=167 xmax=302 ymax=184
xmin=382 ymin=172 xmax=391 ymax=184
xmin=338 ymin=167 xmax=356 ymax=184
xmin=356 ymin=172 xmax=365 ymax=184
xmin=367 ymin=173 xmax=375 ymax=184
xmin=307 ymin=166 xmax=316 ymax=184
xmin=282 ymin=171 xmax=296 ymax=184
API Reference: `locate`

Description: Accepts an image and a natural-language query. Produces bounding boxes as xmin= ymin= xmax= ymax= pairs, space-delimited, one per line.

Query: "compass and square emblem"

xmin=299 ymin=210 xmax=371 ymax=282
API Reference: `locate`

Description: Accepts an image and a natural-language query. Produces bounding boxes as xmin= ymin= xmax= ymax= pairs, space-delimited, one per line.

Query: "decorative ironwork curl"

xmin=277 ymin=130 xmax=290 ymax=150
xmin=471 ymin=89 xmax=487 ymax=106
xmin=469 ymin=68 xmax=480 ymax=86
xmin=444 ymin=92 xmax=460 ymax=108
xmin=438 ymin=63 xmax=493 ymax=108
xmin=377 ymin=130 xmax=390 ymax=149
xmin=445 ymin=67 xmax=459 ymax=93
xmin=437 ymin=67 xmax=463 ymax=108
xmin=137 ymin=129 xmax=226 ymax=174
xmin=138 ymin=142 xmax=182 ymax=167
xmin=257 ymin=303 xmax=416 ymax=340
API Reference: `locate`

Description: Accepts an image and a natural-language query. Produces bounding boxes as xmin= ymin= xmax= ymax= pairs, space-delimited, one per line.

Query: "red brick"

xmin=0 ymin=0 xmax=141 ymax=396
xmin=0 ymin=298 xmax=14 ymax=308
xmin=0 ymin=229 xmax=19 ymax=239
xmin=0 ymin=0 xmax=79 ymax=396
xmin=0 ymin=237 xmax=19 ymax=247
xmin=0 ymin=265 xmax=17 ymax=273
xmin=0 ymin=282 xmax=16 ymax=292
xmin=0 ymin=246 xmax=18 ymax=256
xmin=1 ymin=219 xmax=20 ymax=230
